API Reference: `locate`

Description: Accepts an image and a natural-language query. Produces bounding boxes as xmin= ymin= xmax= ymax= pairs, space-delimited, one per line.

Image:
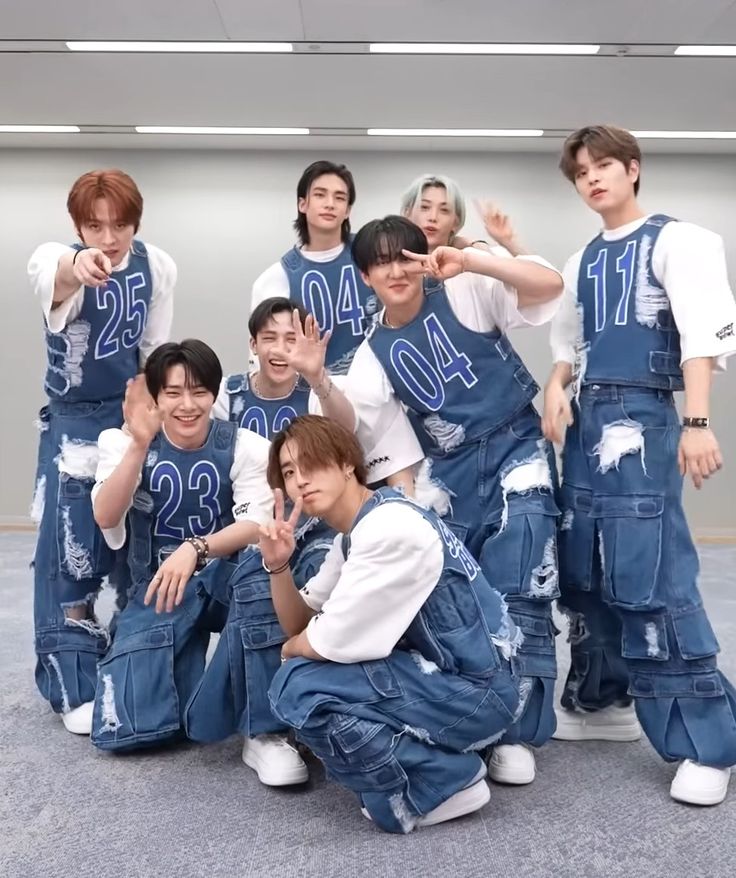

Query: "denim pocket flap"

xmin=240 ymin=619 xmax=285 ymax=649
xmin=591 ymin=494 xmax=664 ymax=519
xmin=233 ymin=573 xmax=272 ymax=603
xmin=672 ymin=606 xmax=720 ymax=660
xmin=107 ymin=623 xmax=173 ymax=657
xmin=363 ymin=659 xmax=404 ymax=698
xmin=332 ymin=717 xmax=384 ymax=754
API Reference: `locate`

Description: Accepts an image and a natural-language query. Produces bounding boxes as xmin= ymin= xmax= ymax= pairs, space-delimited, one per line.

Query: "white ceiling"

xmin=2 ymin=0 xmax=736 ymax=151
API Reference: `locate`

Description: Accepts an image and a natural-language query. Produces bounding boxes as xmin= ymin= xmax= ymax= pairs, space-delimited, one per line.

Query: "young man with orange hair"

xmin=27 ymin=169 xmax=176 ymax=735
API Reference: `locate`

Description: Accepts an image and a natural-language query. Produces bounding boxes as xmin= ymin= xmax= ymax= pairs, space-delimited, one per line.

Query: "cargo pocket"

xmin=594 ymin=494 xmax=665 ymax=610
xmin=57 ymin=474 xmax=113 ymax=579
xmin=557 ymin=486 xmax=595 ymax=593
xmin=92 ymin=623 xmax=179 ymax=749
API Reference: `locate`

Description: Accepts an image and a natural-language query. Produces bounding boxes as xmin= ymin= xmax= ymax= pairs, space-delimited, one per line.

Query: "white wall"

xmin=2 ymin=148 xmax=735 ymax=532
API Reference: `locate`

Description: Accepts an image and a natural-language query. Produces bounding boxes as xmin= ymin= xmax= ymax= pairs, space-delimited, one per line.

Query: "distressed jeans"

xmin=424 ymin=404 xmax=560 ymax=747
xmin=558 ymin=384 xmax=736 ymax=767
xmin=32 ymin=397 xmax=127 ymax=714
xmin=270 ymin=650 xmax=519 ymax=833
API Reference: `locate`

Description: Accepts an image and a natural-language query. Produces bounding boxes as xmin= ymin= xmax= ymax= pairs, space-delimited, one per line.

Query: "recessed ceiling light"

xmin=674 ymin=45 xmax=736 ymax=56
xmin=367 ymin=128 xmax=544 ymax=137
xmin=631 ymin=130 xmax=736 ymax=138
xmin=369 ymin=43 xmax=599 ymax=55
xmin=135 ymin=126 xmax=309 ymax=135
xmin=66 ymin=41 xmax=293 ymax=53
xmin=0 ymin=124 xmax=80 ymax=132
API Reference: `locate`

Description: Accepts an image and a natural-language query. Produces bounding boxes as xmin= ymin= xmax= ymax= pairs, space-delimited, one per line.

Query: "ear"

xmin=249 ymin=336 xmax=258 ymax=355
xmin=628 ymin=159 xmax=641 ymax=186
xmin=297 ymin=196 xmax=307 ymax=215
xmin=359 ymin=269 xmax=373 ymax=288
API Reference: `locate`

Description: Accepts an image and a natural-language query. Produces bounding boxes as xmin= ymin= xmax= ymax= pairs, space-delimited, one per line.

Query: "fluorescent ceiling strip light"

xmin=369 ymin=43 xmax=599 ymax=55
xmin=135 ymin=126 xmax=309 ymax=135
xmin=367 ymin=128 xmax=544 ymax=137
xmin=631 ymin=130 xmax=736 ymax=139
xmin=0 ymin=124 xmax=80 ymax=132
xmin=66 ymin=41 xmax=292 ymax=53
xmin=674 ymin=45 xmax=736 ymax=56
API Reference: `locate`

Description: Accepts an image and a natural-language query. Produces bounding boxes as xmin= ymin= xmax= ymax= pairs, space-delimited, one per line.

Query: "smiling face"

xmin=250 ymin=310 xmax=298 ymax=393
xmin=76 ymin=197 xmax=135 ymax=268
xmin=155 ymin=364 xmax=214 ymax=447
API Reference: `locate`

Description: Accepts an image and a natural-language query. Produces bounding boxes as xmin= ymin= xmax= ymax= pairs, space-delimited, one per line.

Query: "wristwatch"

xmin=682 ymin=417 xmax=710 ymax=429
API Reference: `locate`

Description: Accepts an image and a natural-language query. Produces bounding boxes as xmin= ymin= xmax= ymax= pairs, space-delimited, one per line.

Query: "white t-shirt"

xmin=347 ymin=251 xmax=562 ymax=445
xmin=300 ymin=501 xmax=443 ymax=663
xmin=28 ymin=241 xmax=176 ymax=365
xmin=550 ymin=217 xmax=736 ymax=370
xmin=250 ymin=242 xmax=347 ymax=312
xmin=91 ymin=426 xmax=273 ymax=550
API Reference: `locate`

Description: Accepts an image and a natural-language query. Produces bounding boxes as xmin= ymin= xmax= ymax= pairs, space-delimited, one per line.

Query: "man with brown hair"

xmin=543 ymin=124 xmax=736 ymax=805
xmin=27 ymin=169 xmax=176 ymax=734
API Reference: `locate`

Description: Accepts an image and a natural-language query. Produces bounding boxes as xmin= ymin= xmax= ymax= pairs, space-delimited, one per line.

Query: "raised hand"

xmin=402 ymin=247 xmax=466 ymax=280
xmin=473 ymin=199 xmax=524 ymax=254
xmin=73 ymin=248 xmax=112 ymax=288
xmin=258 ymin=488 xmax=303 ymax=572
xmin=123 ymin=375 xmax=163 ymax=448
xmin=284 ymin=309 xmax=331 ymax=385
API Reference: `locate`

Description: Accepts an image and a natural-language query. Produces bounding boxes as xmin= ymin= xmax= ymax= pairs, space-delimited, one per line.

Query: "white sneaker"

xmin=553 ymin=704 xmax=641 ymax=742
xmin=670 ymin=760 xmax=731 ymax=806
xmin=61 ymin=701 xmax=94 ymax=735
xmin=488 ymin=744 xmax=536 ymax=785
xmin=242 ymin=734 xmax=309 ymax=786
xmin=361 ymin=766 xmax=490 ymax=829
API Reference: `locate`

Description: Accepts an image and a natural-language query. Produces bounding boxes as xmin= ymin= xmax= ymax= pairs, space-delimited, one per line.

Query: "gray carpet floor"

xmin=2 ymin=532 xmax=736 ymax=878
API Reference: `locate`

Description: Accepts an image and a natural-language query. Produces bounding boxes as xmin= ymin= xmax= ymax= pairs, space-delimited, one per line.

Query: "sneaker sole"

xmin=488 ymin=759 xmax=535 ymax=785
xmin=552 ymin=711 xmax=642 ymax=742
xmin=670 ymin=784 xmax=729 ymax=806
xmin=418 ymin=779 xmax=491 ymax=826
xmin=242 ymin=752 xmax=309 ymax=786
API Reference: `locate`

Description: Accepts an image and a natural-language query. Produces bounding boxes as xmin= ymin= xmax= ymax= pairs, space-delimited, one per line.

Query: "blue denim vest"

xmin=223 ymin=372 xmax=311 ymax=439
xmin=343 ymin=488 xmax=518 ymax=678
xmin=45 ymin=240 xmax=153 ymax=402
xmin=128 ymin=420 xmax=237 ymax=587
xmin=578 ymin=214 xmax=683 ymax=391
xmin=281 ymin=237 xmax=380 ymax=374
xmin=367 ymin=282 xmax=537 ymax=453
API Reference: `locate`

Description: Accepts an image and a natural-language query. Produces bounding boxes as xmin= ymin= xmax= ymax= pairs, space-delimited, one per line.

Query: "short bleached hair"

xmin=399 ymin=174 xmax=466 ymax=228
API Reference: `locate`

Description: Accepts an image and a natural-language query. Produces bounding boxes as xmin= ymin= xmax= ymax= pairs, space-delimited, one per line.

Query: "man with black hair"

xmin=346 ymin=215 xmax=564 ymax=786
xmin=251 ymin=161 xmax=378 ymax=374
xmin=88 ymin=340 xmax=282 ymax=757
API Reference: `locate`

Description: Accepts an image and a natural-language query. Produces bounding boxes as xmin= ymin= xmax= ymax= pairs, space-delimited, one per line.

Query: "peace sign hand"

xmin=258 ymin=488 xmax=303 ymax=571
xmin=284 ymin=309 xmax=331 ymax=386
xmin=402 ymin=247 xmax=466 ymax=280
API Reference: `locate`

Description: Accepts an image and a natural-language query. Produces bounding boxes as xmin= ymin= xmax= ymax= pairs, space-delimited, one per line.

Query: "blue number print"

xmin=121 ymin=272 xmax=148 ymax=347
xmin=151 ymin=462 xmax=185 ymax=540
xmin=95 ymin=272 xmax=149 ymax=359
xmin=335 ymin=266 xmax=366 ymax=336
xmin=301 ymin=270 xmax=334 ymax=335
xmin=240 ymin=406 xmax=269 ymax=438
xmin=586 ymin=249 xmax=608 ymax=333
xmin=272 ymin=405 xmax=299 ymax=434
xmin=389 ymin=339 xmax=445 ymax=410
xmin=586 ymin=242 xmax=638 ymax=332
xmin=436 ymin=519 xmax=479 ymax=581
xmin=424 ymin=314 xmax=477 ymax=389
xmin=188 ymin=462 xmax=222 ymax=536
xmin=151 ymin=461 xmax=222 ymax=539
xmin=95 ymin=280 xmax=124 ymax=359
xmin=614 ymin=241 xmax=637 ymax=326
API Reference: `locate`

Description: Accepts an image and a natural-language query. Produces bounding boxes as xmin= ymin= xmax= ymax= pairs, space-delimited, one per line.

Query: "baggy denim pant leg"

xmin=433 ymin=405 xmax=560 ymax=747
xmin=32 ymin=398 xmax=125 ymax=713
xmin=90 ymin=561 xmax=228 ymax=752
xmin=269 ymin=651 xmax=519 ymax=834
xmin=560 ymin=385 xmax=736 ymax=767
